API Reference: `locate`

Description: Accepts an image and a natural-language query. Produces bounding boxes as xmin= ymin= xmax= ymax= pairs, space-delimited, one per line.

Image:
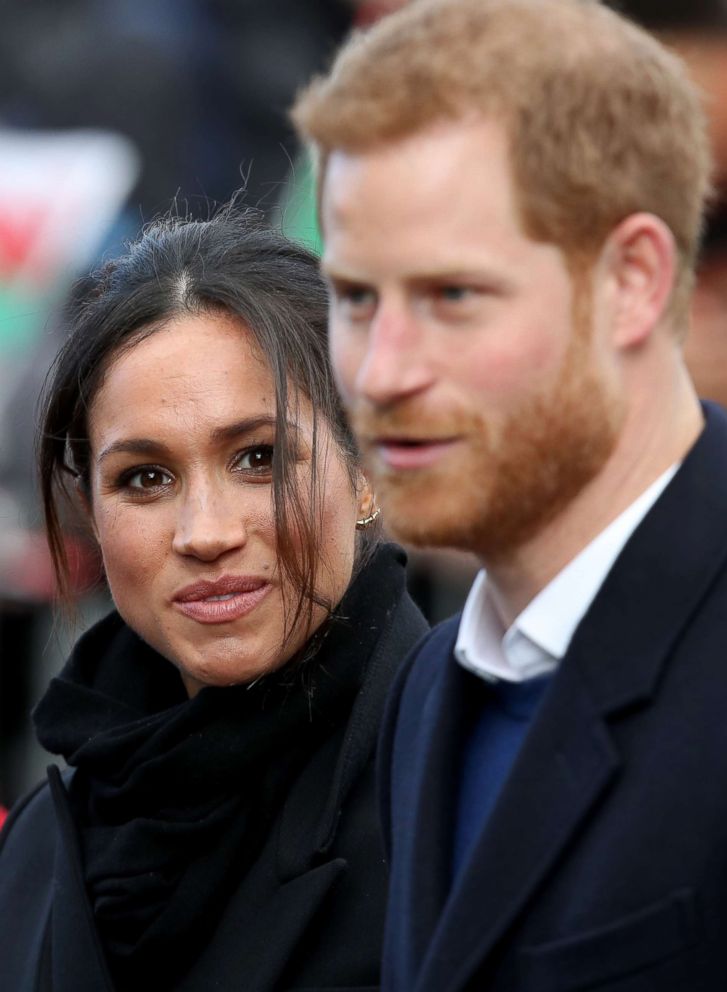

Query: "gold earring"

xmin=356 ymin=505 xmax=381 ymax=530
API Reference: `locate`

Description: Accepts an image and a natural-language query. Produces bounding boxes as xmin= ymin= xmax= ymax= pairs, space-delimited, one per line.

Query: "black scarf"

xmin=34 ymin=543 xmax=406 ymax=989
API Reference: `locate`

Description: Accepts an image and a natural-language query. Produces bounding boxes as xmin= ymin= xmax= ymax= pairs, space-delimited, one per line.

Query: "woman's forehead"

xmin=86 ymin=314 xmax=330 ymax=454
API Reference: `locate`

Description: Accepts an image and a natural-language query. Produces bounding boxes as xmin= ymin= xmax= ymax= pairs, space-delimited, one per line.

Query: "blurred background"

xmin=0 ymin=0 xmax=726 ymax=811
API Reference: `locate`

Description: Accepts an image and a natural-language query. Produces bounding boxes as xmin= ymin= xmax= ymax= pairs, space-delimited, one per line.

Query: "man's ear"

xmin=601 ymin=212 xmax=678 ymax=350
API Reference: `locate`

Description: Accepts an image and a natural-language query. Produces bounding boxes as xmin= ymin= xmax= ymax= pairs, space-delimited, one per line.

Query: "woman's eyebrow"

xmin=210 ymin=415 xmax=281 ymax=444
xmin=97 ymin=438 xmax=169 ymax=463
xmin=97 ymin=416 xmax=302 ymax=464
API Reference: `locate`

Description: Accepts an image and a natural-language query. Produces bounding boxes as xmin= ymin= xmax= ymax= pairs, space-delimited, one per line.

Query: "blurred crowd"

xmin=0 ymin=0 xmax=726 ymax=808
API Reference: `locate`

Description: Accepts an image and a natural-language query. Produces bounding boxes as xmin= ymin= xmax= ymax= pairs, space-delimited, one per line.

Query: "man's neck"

xmin=484 ymin=373 xmax=704 ymax=628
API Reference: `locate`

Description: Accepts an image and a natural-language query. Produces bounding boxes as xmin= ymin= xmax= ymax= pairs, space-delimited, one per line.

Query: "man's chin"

xmin=375 ymin=474 xmax=483 ymax=552
xmin=373 ymin=468 xmax=566 ymax=559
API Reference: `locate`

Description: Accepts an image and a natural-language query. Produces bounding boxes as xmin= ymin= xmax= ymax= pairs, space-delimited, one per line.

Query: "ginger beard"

xmin=350 ymin=293 xmax=625 ymax=560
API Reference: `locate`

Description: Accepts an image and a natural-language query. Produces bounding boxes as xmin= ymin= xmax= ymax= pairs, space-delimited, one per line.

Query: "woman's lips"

xmin=374 ymin=438 xmax=460 ymax=470
xmin=173 ymin=577 xmax=271 ymax=624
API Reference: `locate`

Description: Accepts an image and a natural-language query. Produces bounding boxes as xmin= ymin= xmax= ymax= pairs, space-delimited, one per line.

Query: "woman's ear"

xmin=355 ymin=470 xmax=374 ymax=515
xmin=355 ymin=471 xmax=381 ymax=530
xmin=76 ymin=479 xmax=99 ymax=543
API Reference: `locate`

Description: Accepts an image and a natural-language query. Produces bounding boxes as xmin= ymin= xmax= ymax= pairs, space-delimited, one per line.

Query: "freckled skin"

xmin=87 ymin=312 xmax=361 ymax=695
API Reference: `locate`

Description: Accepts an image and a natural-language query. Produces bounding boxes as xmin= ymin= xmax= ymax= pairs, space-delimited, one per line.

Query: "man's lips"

xmin=172 ymin=575 xmax=271 ymax=624
xmin=369 ymin=437 xmax=461 ymax=470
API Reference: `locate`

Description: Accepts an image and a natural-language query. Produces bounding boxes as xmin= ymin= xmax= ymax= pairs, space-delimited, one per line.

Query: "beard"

xmin=349 ymin=312 xmax=624 ymax=561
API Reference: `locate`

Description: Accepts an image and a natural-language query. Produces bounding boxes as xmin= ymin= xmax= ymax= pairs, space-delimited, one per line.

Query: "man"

xmin=293 ymin=1 xmax=727 ymax=988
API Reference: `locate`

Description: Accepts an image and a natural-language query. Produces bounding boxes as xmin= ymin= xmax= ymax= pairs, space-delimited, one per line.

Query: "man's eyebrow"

xmin=320 ymin=266 xmax=367 ymax=284
xmin=322 ymin=264 xmax=504 ymax=285
xmin=407 ymin=269 xmax=501 ymax=286
xmin=97 ymin=416 xmax=302 ymax=464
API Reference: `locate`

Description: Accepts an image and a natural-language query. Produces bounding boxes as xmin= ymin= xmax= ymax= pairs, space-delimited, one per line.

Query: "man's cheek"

xmin=330 ymin=330 xmax=362 ymax=405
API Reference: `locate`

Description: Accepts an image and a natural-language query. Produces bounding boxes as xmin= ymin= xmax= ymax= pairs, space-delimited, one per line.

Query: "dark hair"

xmin=39 ymin=206 xmax=374 ymax=636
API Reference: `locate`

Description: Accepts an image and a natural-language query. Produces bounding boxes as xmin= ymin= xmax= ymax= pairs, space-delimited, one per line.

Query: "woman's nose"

xmin=172 ymin=486 xmax=248 ymax=561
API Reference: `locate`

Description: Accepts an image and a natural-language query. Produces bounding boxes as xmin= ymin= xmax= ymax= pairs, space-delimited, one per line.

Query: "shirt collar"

xmin=455 ymin=464 xmax=679 ymax=683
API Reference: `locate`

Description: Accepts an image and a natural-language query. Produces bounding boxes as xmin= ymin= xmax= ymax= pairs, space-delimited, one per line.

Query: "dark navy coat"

xmin=380 ymin=403 xmax=727 ymax=992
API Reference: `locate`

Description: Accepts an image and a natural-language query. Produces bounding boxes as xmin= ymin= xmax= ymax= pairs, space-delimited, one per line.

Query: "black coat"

xmin=381 ymin=403 xmax=727 ymax=991
xmin=0 ymin=551 xmax=427 ymax=992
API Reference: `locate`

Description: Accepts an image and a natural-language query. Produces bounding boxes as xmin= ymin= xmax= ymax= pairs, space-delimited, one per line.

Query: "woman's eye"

xmin=235 ymin=445 xmax=274 ymax=473
xmin=125 ymin=468 xmax=173 ymax=490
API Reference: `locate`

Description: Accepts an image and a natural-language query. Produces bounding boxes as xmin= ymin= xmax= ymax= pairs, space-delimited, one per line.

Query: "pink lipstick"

xmin=173 ymin=575 xmax=271 ymax=624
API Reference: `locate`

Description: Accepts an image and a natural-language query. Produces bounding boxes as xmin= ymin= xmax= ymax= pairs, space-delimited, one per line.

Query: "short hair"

xmin=292 ymin=0 xmax=713 ymax=322
xmin=39 ymin=207 xmax=375 ymax=628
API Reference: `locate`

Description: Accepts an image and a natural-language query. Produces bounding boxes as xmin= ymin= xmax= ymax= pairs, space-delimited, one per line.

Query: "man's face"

xmin=322 ymin=119 xmax=623 ymax=559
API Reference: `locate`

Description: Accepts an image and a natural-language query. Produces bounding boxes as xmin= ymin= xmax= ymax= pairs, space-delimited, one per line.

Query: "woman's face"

xmin=87 ymin=311 xmax=363 ymax=695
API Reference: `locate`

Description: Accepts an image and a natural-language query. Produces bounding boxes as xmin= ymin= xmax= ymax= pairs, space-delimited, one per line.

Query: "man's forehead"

xmin=320 ymin=117 xmax=524 ymax=277
xmin=321 ymin=116 xmax=511 ymax=210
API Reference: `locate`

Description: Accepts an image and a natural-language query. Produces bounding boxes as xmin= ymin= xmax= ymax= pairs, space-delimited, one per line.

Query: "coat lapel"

xmin=380 ymin=618 xmax=472 ymax=989
xmin=405 ymin=649 xmax=470 ymax=973
xmin=177 ymin=726 xmax=352 ymax=989
xmin=177 ymin=854 xmax=347 ymax=990
xmin=415 ymin=661 xmax=620 ymax=992
xmin=46 ymin=767 xmax=114 ymax=992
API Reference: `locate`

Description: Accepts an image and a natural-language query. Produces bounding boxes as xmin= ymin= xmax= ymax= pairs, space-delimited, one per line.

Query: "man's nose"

xmin=172 ymin=484 xmax=248 ymax=562
xmin=354 ymin=305 xmax=435 ymax=407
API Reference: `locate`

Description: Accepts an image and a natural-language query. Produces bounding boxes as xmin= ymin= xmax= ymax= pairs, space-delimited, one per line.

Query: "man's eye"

xmin=347 ymin=288 xmax=374 ymax=305
xmin=126 ymin=468 xmax=173 ymax=490
xmin=335 ymin=285 xmax=377 ymax=313
xmin=438 ymin=285 xmax=473 ymax=302
xmin=235 ymin=445 xmax=274 ymax=472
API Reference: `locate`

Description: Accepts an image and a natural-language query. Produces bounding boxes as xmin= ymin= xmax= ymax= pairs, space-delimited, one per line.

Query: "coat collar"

xmin=572 ymin=401 xmax=727 ymax=715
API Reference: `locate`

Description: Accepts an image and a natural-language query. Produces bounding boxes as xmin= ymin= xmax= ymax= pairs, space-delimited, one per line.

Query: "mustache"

xmin=349 ymin=402 xmax=483 ymax=441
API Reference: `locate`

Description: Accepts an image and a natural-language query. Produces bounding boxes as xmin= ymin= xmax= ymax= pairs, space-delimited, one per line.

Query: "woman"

xmin=0 ymin=211 xmax=427 ymax=991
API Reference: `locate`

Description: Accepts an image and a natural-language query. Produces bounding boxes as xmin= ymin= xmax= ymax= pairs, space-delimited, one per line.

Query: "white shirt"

xmin=454 ymin=465 xmax=679 ymax=683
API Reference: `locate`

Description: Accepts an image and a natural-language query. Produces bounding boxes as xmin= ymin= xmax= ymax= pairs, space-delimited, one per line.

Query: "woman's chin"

xmin=174 ymin=647 xmax=283 ymax=697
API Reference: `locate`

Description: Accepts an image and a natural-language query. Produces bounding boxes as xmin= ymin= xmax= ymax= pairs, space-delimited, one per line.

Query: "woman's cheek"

xmin=95 ymin=504 xmax=170 ymax=598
